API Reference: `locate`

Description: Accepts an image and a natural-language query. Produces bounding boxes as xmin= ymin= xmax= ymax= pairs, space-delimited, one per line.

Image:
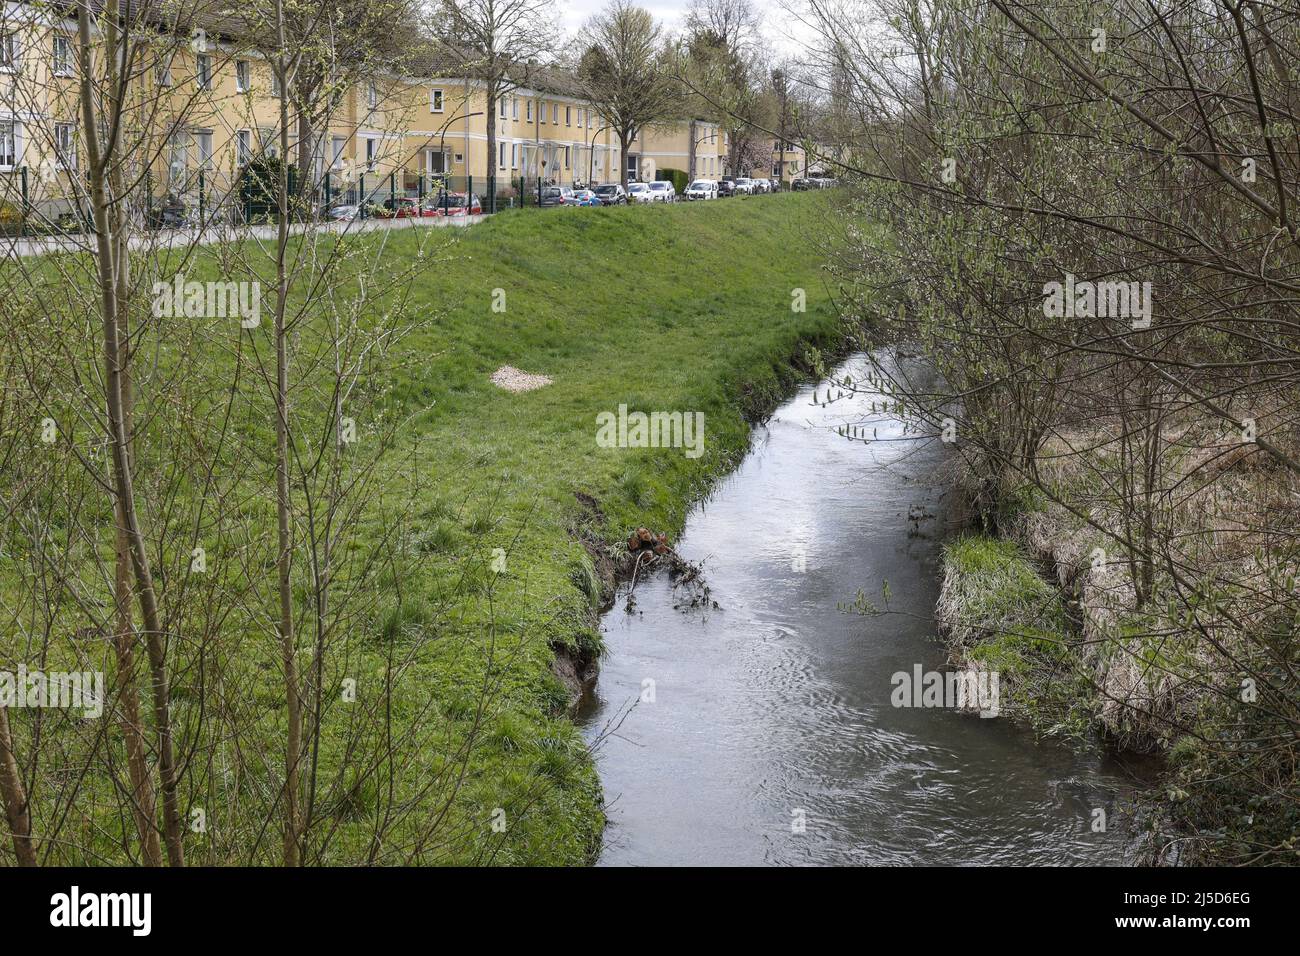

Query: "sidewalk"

xmin=1 ymin=212 xmax=489 ymax=259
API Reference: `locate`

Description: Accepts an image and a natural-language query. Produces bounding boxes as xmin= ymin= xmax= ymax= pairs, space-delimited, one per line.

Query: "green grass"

xmin=0 ymin=191 xmax=843 ymax=864
xmin=940 ymin=535 xmax=1093 ymax=736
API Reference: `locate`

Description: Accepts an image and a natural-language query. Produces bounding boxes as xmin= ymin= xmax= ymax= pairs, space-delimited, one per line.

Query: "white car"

xmin=684 ymin=179 xmax=718 ymax=200
xmin=648 ymin=180 xmax=677 ymax=202
xmin=733 ymin=177 xmax=756 ymax=194
xmin=628 ymin=182 xmax=654 ymax=204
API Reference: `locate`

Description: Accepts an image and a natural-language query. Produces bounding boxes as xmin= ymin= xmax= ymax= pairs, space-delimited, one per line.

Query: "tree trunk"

xmin=619 ymin=128 xmax=632 ymax=188
xmin=0 ymin=705 xmax=35 ymax=865
xmin=272 ymin=5 xmax=304 ymax=866
xmin=78 ymin=0 xmax=185 ymax=868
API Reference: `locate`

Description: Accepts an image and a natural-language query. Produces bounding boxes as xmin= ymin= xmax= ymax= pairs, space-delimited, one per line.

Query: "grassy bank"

xmin=0 ymin=191 xmax=842 ymax=865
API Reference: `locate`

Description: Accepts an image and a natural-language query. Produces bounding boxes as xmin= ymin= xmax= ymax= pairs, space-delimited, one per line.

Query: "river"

xmin=579 ymin=351 xmax=1150 ymax=865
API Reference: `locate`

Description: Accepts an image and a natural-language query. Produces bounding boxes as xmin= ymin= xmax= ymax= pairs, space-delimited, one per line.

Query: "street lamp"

xmin=587 ymin=124 xmax=611 ymax=187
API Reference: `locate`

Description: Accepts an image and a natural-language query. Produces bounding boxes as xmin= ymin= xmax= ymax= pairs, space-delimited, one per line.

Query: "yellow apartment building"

xmin=1 ymin=3 xmax=734 ymax=225
xmin=626 ymin=119 xmax=726 ymax=183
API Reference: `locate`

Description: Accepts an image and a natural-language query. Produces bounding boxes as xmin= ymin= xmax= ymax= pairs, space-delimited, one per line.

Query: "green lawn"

xmin=1 ymin=191 xmax=842 ymax=864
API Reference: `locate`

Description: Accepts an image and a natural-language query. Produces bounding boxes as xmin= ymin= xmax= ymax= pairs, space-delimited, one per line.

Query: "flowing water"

xmin=579 ymin=352 xmax=1152 ymax=866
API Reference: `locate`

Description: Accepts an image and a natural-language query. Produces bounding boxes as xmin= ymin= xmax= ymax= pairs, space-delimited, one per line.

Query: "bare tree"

xmin=432 ymin=0 xmax=557 ymax=202
xmin=576 ymin=2 xmax=676 ymax=188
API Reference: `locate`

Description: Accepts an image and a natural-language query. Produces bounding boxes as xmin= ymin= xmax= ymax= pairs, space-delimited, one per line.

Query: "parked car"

xmin=593 ymin=183 xmax=628 ymax=205
xmin=325 ymin=203 xmax=361 ymax=222
xmin=684 ymin=179 xmax=718 ymax=201
xmin=571 ymin=189 xmax=603 ymax=206
xmin=755 ymin=178 xmax=773 ymax=193
xmin=375 ymin=196 xmax=421 ymax=218
xmin=733 ymin=177 xmax=755 ymax=195
xmin=648 ymin=180 xmax=676 ymax=202
xmin=718 ymin=177 xmax=738 ymax=197
xmin=425 ymin=192 xmax=483 ymax=216
xmin=628 ymin=182 xmax=654 ymax=204
xmin=539 ymin=185 xmax=576 ymax=207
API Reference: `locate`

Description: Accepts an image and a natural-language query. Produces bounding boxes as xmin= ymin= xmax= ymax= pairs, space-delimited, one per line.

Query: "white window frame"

xmin=367 ymin=81 xmax=378 ymax=110
xmin=168 ymin=131 xmax=189 ymax=187
xmin=236 ymin=129 xmax=251 ymax=166
xmin=195 ymin=129 xmax=213 ymax=169
xmin=235 ymin=59 xmax=249 ymax=92
xmin=0 ymin=30 xmax=18 ymax=72
xmin=565 ymin=106 xmax=571 ymax=126
xmin=0 ymin=119 xmax=19 ymax=169
xmin=499 ymin=96 xmax=507 ymax=118
xmin=512 ymin=97 xmax=518 ymax=120
xmin=511 ymin=143 xmax=518 ymax=169
xmin=430 ymin=88 xmax=444 ymax=113
xmin=195 ymin=53 xmax=211 ymax=90
xmin=551 ymin=103 xmax=558 ymax=124
xmin=526 ymin=100 xmax=532 ymax=121
xmin=364 ymin=136 xmax=377 ymax=170
xmin=52 ymin=35 xmax=71 ymax=77
xmin=498 ymin=141 xmax=506 ymax=169
xmin=330 ymin=135 xmax=346 ymax=168
xmin=271 ymin=70 xmax=282 ymax=97
xmin=53 ymin=122 xmax=75 ymax=169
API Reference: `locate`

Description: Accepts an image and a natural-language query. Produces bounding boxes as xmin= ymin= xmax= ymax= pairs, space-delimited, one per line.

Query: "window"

xmin=258 ymin=127 xmax=277 ymax=159
xmin=52 ymin=35 xmax=71 ymax=76
xmin=498 ymin=141 xmax=506 ymax=169
xmin=235 ymin=60 xmax=249 ymax=92
xmin=155 ymin=55 xmax=172 ymax=86
xmin=367 ymin=81 xmax=378 ymax=109
xmin=512 ymin=97 xmax=518 ymax=120
xmin=430 ymin=88 xmax=444 ymax=113
xmin=0 ymin=120 xmax=17 ymax=168
xmin=330 ymin=135 xmax=346 ymax=168
xmin=526 ymin=100 xmax=532 ymax=121
xmin=499 ymin=96 xmax=507 ymax=118
xmin=195 ymin=53 xmax=210 ymax=90
xmin=236 ymin=129 xmax=251 ymax=166
xmin=364 ymin=137 xmax=377 ymax=170
xmin=195 ymin=130 xmax=212 ymax=168
xmin=551 ymin=104 xmax=558 ymax=124
xmin=168 ymin=132 xmax=189 ymax=186
xmin=511 ymin=143 xmax=518 ymax=169
xmin=271 ymin=70 xmax=282 ymax=97
xmin=54 ymin=122 xmax=75 ymax=168
xmin=565 ymin=106 xmax=571 ymax=126
xmin=454 ymin=152 xmax=463 ymax=165
xmin=0 ymin=30 xmax=17 ymax=71
xmin=563 ymin=145 xmax=570 ymax=167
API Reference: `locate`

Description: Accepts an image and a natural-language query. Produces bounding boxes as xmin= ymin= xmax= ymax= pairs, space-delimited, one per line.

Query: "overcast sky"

xmin=555 ymin=0 xmax=820 ymax=60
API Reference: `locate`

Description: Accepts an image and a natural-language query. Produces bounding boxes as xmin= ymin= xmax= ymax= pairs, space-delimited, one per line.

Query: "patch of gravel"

xmin=490 ymin=365 xmax=553 ymax=393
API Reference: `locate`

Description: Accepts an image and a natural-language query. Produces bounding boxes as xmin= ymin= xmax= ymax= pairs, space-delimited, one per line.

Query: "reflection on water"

xmin=580 ymin=352 xmax=1151 ymax=866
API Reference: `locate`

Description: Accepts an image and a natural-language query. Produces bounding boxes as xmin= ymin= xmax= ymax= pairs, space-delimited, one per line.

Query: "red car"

xmin=422 ymin=193 xmax=483 ymax=217
xmin=373 ymin=197 xmax=421 ymax=218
